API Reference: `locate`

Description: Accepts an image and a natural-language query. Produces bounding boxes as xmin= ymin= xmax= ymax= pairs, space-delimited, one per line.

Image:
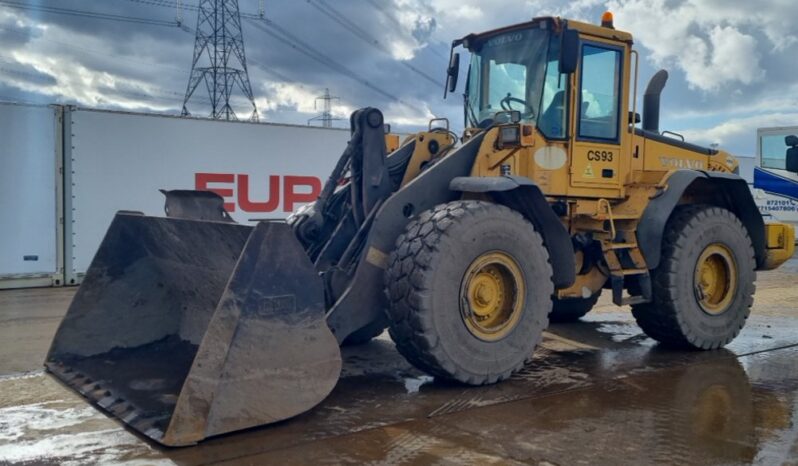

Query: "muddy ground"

xmin=1 ymin=257 xmax=797 ymax=465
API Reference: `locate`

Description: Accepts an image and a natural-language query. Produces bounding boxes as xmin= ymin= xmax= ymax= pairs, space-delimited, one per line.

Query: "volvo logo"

xmin=659 ymin=156 xmax=705 ymax=170
xmin=486 ymin=33 xmax=524 ymax=48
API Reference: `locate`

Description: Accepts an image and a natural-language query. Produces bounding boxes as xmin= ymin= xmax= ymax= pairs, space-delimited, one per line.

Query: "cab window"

xmin=578 ymin=44 xmax=621 ymax=141
xmin=487 ymin=61 xmax=527 ymax=112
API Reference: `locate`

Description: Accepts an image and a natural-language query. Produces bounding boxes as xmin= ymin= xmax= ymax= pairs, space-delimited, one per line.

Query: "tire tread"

xmin=631 ymin=205 xmax=755 ymax=349
xmin=385 ymin=200 xmax=552 ymax=384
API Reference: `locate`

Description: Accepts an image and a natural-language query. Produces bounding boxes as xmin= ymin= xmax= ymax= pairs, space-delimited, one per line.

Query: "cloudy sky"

xmin=1 ymin=0 xmax=796 ymax=156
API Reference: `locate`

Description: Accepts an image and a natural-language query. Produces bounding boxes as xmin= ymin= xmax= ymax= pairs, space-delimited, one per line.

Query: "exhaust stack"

xmin=643 ymin=69 xmax=668 ymax=133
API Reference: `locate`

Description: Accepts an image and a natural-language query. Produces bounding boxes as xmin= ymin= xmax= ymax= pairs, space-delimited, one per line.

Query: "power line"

xmin=121 ymin=0 xmax=429 ymax=115
xmin=118 ymin=0 xmax=262 ymax=20
xmin=245 ymin=18 xmax=428 ymax=115
xmin=123 ymin=1 xmax=349 ymax=91
xmin=3 ymin=0 xmax=430 ymax=118
xmin=2 ymin=26 xmax=188 ymax=76
xmin=0 ymin=54 xmax=214 ymax=107
xmin=306 ymin=0 xmax=442 ymax=87
xmin=122 ymin=0 xmax=196 ymax=11
xmin=179 ymin=24 xmax=292 ymax=84
xmin=364 ymin=0 xmax=448 ymax=60
xmin=0 ymin=0 xmax=178 ymax=27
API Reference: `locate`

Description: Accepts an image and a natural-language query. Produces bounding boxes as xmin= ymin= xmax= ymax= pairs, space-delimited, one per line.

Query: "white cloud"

xmin=8 ymin=50 xmax=173 ymax=112
xmin=678 ymin=112 xmax=798 ymax=155
xmin=1 ymin=0 xmax=795 ymax=143
xmin=383 ymin=98 xmax=437 ymax=127
xmin=395 ymin=0 xmax=603 ymax=48
xmin=608 ymin=0 xmax=794 ymax=91
xmin=0 ymin=9 xmax=181 ymax=111
xmin=673 ymin=25 xmax=764 ymax=91
xmin=256 ymin=82 xmax=355 ymax=120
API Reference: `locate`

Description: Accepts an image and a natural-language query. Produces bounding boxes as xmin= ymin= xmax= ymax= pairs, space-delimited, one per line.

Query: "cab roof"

xmin=455 ymin=16 xmax=633 ymax=48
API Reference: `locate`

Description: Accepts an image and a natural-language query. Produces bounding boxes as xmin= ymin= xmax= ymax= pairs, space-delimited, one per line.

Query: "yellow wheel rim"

xmin=694 ymin=243 xmax=737 ymax=315
xmin=460 ymin=251 xmax=525 ymax=341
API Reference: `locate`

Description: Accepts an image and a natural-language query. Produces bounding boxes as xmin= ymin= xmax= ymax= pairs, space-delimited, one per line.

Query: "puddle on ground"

xmin=1 ymin=307 xmax=797 ymax=465
xmin=0 ymin=373 xmax=171 ymax=466
xmin=0 ymin=428 xmax=174 ymax=466
xmin=0 ymin=401 xmax=96 ymax=441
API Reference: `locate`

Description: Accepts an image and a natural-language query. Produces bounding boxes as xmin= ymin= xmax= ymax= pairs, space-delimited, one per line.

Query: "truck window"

xmin=578 ymin=44 xmax=621 ymax=141
xmin=761 ymin=134 xmax=787 ymax=170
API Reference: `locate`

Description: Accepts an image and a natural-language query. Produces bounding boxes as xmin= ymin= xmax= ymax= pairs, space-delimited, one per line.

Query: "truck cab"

xmin=752 ymin=127 xmax=798 ymax=228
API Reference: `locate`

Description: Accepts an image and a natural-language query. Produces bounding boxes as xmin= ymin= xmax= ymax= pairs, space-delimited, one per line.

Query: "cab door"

xmin=569 ymin=42 xmax=624 ymax=196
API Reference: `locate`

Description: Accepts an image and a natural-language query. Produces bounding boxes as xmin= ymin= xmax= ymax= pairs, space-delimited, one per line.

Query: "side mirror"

xmin=559 ymin=29 xmax=580 ymax=74
xmin=786 ymin=135 xmax=798 ymax=173
xmin=447 ymin=52 xmax=461 ymax=94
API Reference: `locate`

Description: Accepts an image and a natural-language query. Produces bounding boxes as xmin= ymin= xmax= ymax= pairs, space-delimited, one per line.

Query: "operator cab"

xmin=447 ymin=17 xmax=625 ymax=145
xmin=450 ymin=19 xmax=570 ymax=137
xmin=446 ymin=15 xmax=723 ymax=180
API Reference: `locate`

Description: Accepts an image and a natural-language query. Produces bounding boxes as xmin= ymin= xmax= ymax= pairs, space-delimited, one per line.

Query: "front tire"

xmin=385 ymin=200 xmax=553 ymax=385
xmin=632 ymin=205 xmax=756 ymax=349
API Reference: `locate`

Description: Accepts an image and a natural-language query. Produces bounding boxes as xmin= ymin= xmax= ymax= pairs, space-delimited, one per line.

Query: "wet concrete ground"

xmin=1 ymin=257 xmax=797 ymax=465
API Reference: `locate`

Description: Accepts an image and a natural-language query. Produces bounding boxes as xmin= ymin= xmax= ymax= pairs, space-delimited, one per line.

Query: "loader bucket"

xmin=45 ymin=213 xmax=342 ymax=446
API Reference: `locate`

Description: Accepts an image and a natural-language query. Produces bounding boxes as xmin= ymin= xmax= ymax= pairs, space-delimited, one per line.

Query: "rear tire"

xmin=549 ymin=292 xmax=600 ymax=322
xmin=385 ymin=200 xmax=553 ymax=385
xmin=632 ymin=205 xmax=755 ymax=349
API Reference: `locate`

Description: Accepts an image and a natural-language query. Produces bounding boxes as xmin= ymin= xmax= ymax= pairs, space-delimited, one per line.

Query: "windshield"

xmin=465 ymin=26 xmax=566 ymax=137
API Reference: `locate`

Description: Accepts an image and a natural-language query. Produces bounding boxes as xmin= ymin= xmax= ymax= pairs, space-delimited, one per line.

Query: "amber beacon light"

xmin=601 ymin=11 xmax=614 ymax=28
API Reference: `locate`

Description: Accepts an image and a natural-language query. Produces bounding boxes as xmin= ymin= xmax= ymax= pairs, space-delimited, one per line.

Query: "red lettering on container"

xmin=194 ymin=173 xmax=323 ymax=214
xmin=237 ymin=174 xmax=280 ymax=212
xmin=283 ymin=176 xmax=321 ymax=212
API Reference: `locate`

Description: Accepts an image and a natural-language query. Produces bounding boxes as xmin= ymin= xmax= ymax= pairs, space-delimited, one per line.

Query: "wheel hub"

xmin=469 ymin=270 xmax=504 ymax=316
xmin=461 ymin=251 xmax=525 ymax=341
xmin=694 ymin=243 xmax=737 ymax=315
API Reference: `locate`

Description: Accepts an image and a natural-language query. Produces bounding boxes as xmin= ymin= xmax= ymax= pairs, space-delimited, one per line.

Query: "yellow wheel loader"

xmin=46 ymin=12 xmax=795 ymax=446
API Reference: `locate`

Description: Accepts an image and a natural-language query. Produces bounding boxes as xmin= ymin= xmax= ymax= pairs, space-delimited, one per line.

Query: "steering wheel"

xmin=500 ymin=93 xmax=534 ymax=118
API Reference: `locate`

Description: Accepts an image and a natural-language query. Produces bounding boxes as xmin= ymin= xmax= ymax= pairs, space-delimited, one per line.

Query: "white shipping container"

xmin=65 ymin=108 xmax=351 ymax=284
xmin=0 ymin=103 xmax=62 ymax=288
xmin=736 ymin=156 xmax=756 ymax=183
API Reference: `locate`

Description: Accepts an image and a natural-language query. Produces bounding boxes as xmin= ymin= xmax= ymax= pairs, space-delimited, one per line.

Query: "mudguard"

xmin=637 ymin=170 xmax=767 ymax=270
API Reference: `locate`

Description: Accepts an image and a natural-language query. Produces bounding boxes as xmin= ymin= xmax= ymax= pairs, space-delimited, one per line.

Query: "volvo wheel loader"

xmin=46 ymin=12 xmax=795 ymax=446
